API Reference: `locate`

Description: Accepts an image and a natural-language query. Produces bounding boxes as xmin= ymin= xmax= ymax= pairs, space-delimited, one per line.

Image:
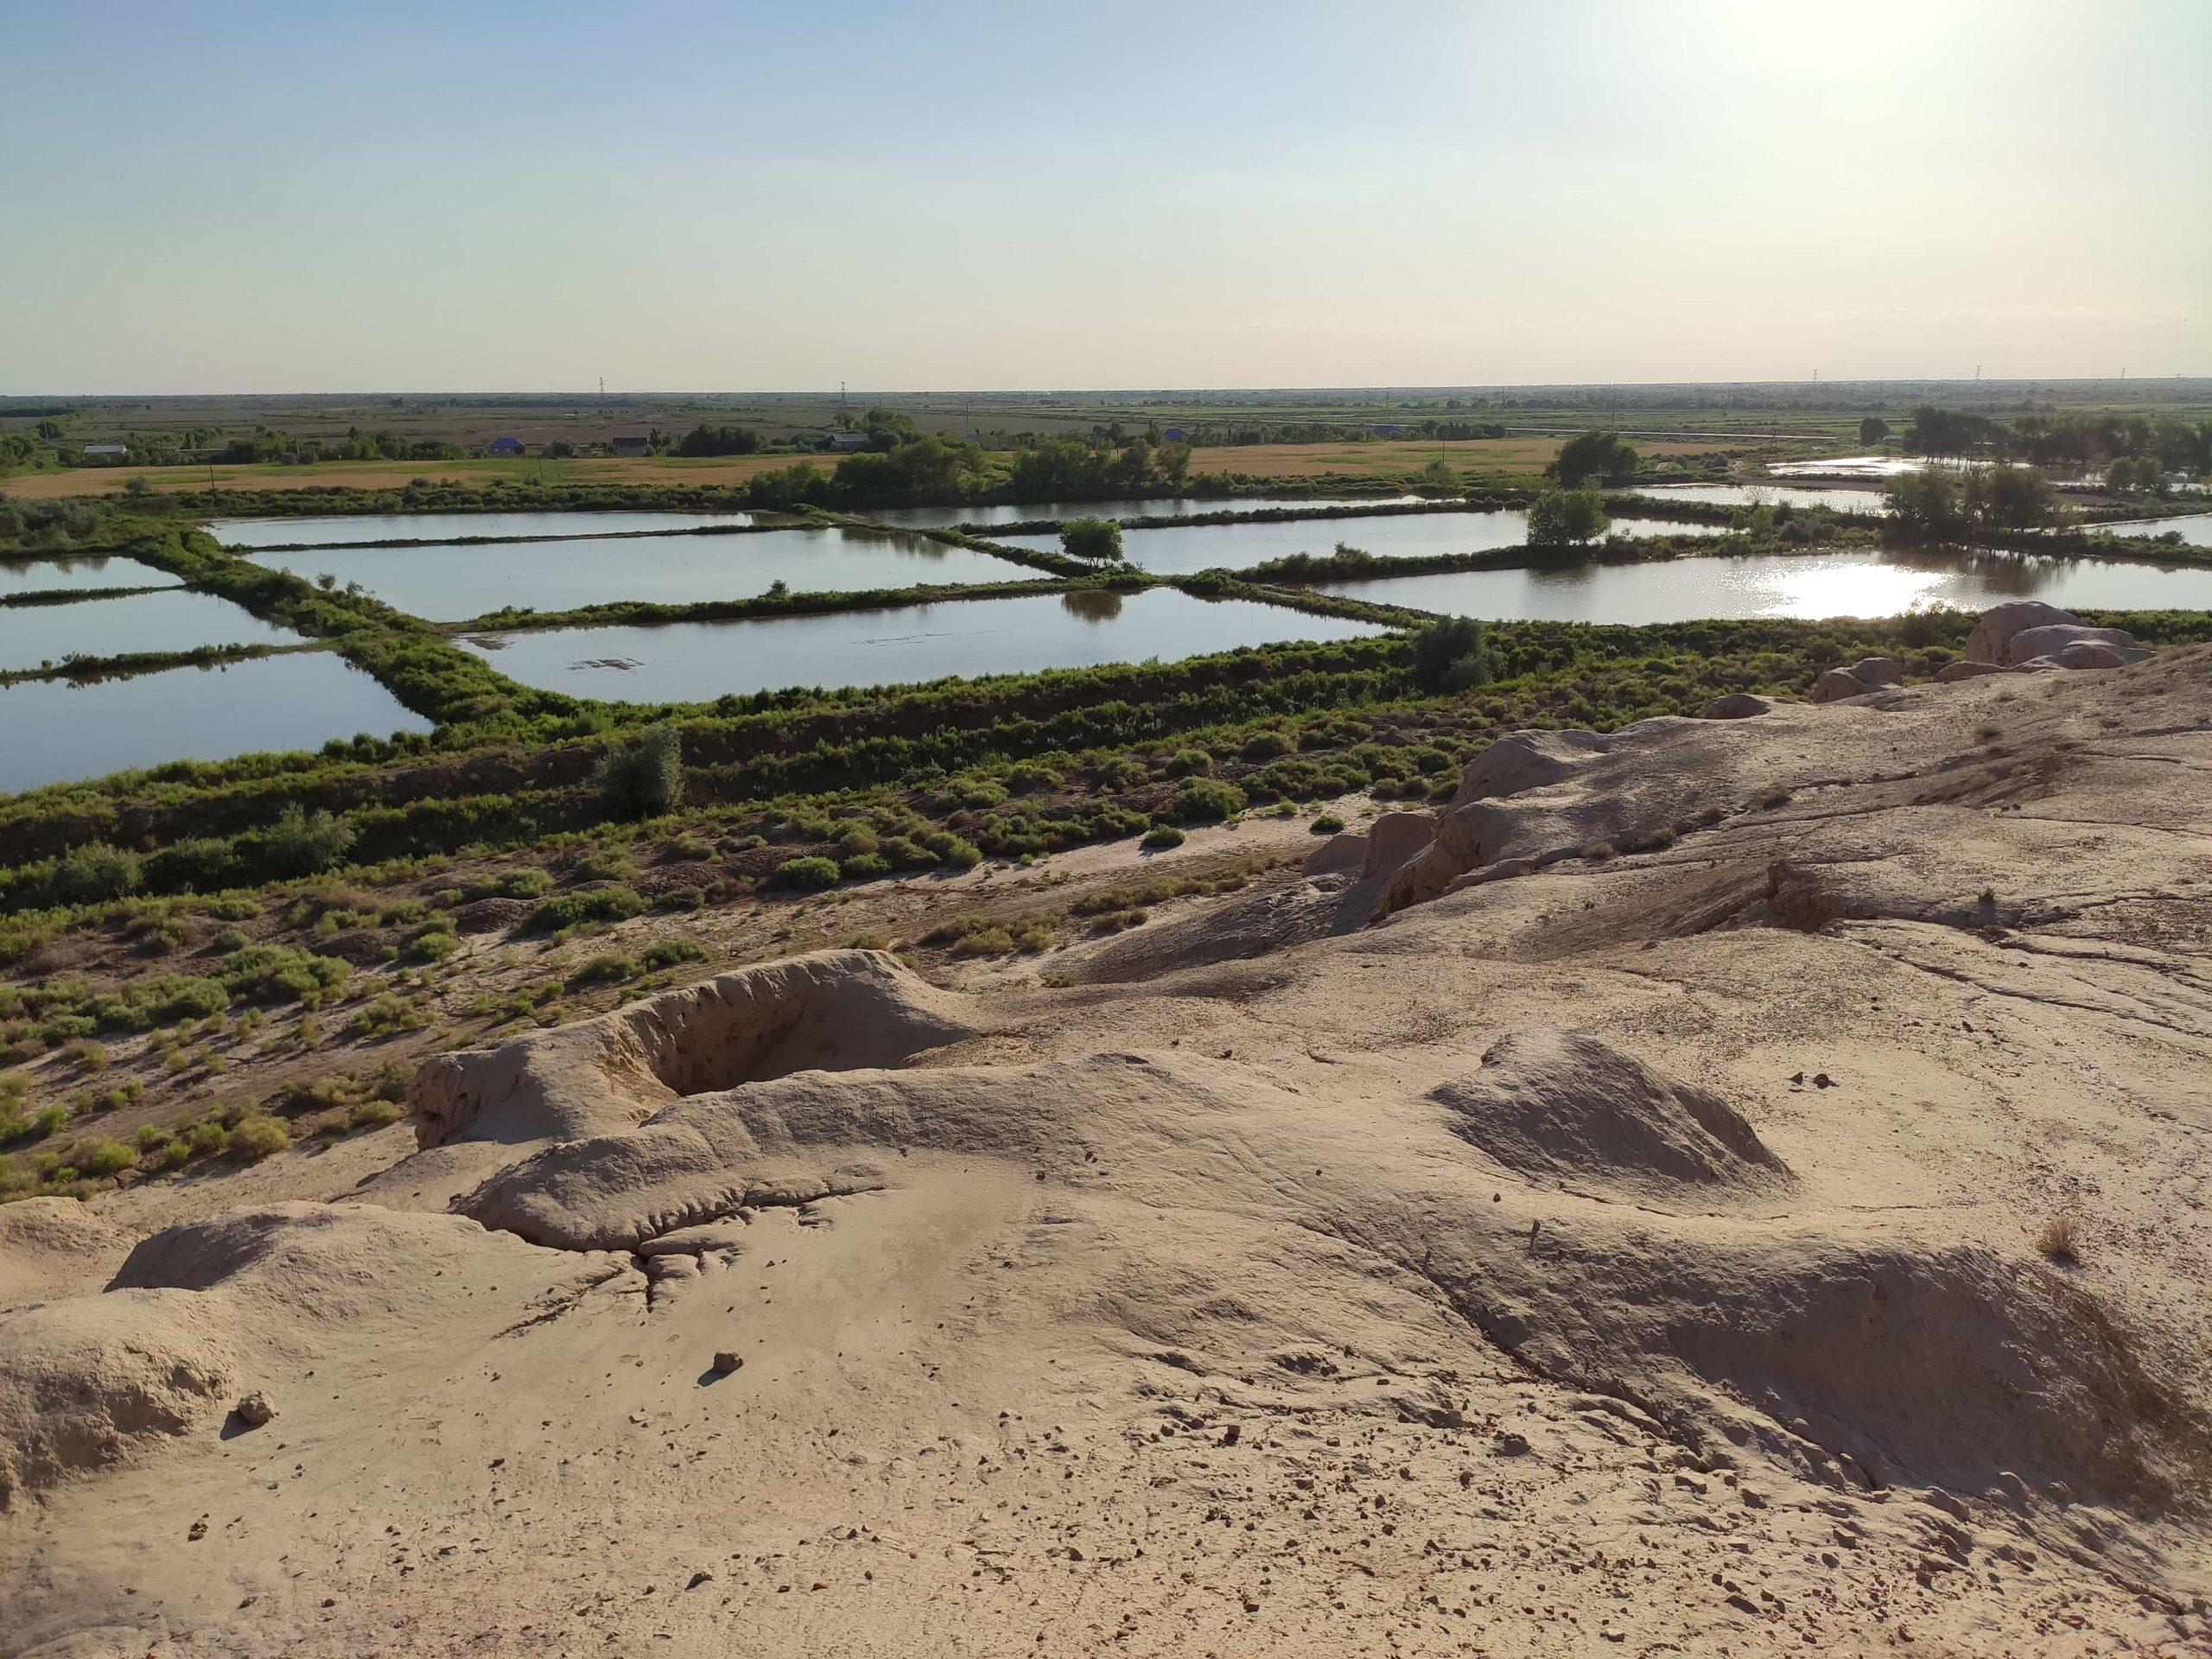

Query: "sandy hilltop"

xmin=3 ymin=603 xmax=2210 ymax=1658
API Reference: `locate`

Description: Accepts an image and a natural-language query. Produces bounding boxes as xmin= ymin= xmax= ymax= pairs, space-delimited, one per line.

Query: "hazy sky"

xmin=3 ymin=0 xmax=2204 ymax=392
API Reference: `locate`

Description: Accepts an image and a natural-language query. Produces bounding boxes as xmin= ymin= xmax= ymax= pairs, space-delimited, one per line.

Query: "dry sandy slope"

xmin=4 ymin=652 xmax=2212 ymax=1658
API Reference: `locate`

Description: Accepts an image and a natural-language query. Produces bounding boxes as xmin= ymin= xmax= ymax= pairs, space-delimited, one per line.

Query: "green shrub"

xmin=526 ymin=885 xmax=647 ymax=931
xmin=839 ymin=853 xmax=890 ymax=880
xmin=1174 ymin=779 xmax=1246 ymax=822
xmin=352 ymin=994 xmax=428 ymax=1037
xmin=641 ymin=939 xmax=705 ymax=969
xmin=773 ymin=856 xmax=842 ymax=891
xmin=83 ymin=974 xmax=231 ymax=1032
xmin=1005 ymin=761 xmax=1062 ymax=794
xmin=879 ymin=836 xmax=939 ymax=870
xmin=218 ymin=946 xmax=350 ymax=1004
xmin=260 ymin=804 xmax=356 ymax=877
xmin=1241 ymin=730 xmax=1294 ymax=761
xmin=55 ymin=842 xmax=143 ymax=905
xmin=1141 ymin=825 xmax=1185 ymax=850
xmin=595 ymin=724 xmax=685 ymax=818
xmin=923 ymin=832 xmax=982 ymax=870
xmin=497 ymin=868 xmax=553 ymax=899
xmin=146 ymin=836 xmax=240 ymax=893
xmin=955 ymin=779 xmax=1008 ymax=810
xmin=1162 ymin=748 xmax=1214 ymax=778
xmin=347 ymin=1097 xmax=404 ymax=1130
xmin=1410 ymin=616 xmax=1495 ymax=693
xmin=573 ymin=847 xmax=639 ymax=883
xmin=1310 ymin=814 xmax=1345 ymax=835
xmin=78 ymin=1138 xmax=137 ymax=1178
xmin=209 ymin=926 xmax=250 ymax=952
xmin=568 ymin=952 xmax=640 ymax=987
xmin=227 ymin=1114 xmax=290 ymax=1162
xmin=922 ymin=913 xmax=1055 ymax=955
xmin=402 ymin=927 xmax=461 ymax=963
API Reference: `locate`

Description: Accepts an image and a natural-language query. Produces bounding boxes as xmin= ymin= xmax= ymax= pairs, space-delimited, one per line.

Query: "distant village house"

xmin=486 ymin=435 xmax=525 ymax=456
xmin=82 ymin=442 xmax=129 ymax=458
xmin=828 ymin=431 xmax=870 ymax=451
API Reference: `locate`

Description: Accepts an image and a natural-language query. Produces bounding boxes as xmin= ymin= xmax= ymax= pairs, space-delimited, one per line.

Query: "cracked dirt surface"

xmin=4 ymin=647 xmax=2211 ymax=1657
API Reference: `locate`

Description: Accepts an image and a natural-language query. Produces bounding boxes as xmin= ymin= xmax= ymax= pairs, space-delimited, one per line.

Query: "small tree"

xmin=595 ymin=724 xmax=684 ymax=818
xmin=1882 ymin=466 xmax=1962 ymax=539
xmin=1410 ymin=616 xmax=1494 ymax=693
xmin=1527 ymin=487 xmax=1609 ymax=547
xmin=1969 ymin=464 xmax=2058 ymax=531
xmin=264 ymin=804 xmax=355 ymax=876
xmin=54 ymin=842 xmax=143 ymax=905
xmin=1060 ymin=517 xmax=1123 ymax=562
xmin=1859 ymin=416 xmax=1890 ymax=446
xmin=1550 ymin=429 xmax=1638 ymax=486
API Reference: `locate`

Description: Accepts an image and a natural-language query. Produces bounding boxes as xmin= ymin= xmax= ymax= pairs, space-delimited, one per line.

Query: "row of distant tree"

xmin=1875 ymin=406 xmax=2209 ymax=482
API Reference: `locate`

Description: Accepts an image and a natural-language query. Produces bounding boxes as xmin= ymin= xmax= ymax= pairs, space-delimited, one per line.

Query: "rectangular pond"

xmin=242 ymin=526 xmax=1034 ymax=621
xmin=2102 ymin=514 xmax=2212 ymax=549
xmin=0 ymin=652 xmax=431 ymax=797
xmin=0 ymin=553 xmax=181 ymax=600
xmin=201 ymin=510 xmax=773 ymax=548
xmin=457 ymin=588 xmax=1388 ymax=703
xmin=1313 ymin=547 xmax=2212 ymax=626
xmin=0 ymin=590 xmax=305 ymax=673
xmin=988 ymin=511 xmax=1725 ymax=576
xmin=1634 ymin=483 xmax=1887 ymax=512
xmin=855 ymin=495 xmax=1427 ymax=530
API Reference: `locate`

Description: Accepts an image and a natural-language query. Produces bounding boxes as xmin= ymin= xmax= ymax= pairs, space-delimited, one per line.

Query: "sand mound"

xmin=1430 ymin=1029 xmax=1790 ymax=1198
xmin=1369 ymin=704 xmax=1894 ymax=918
xmin=1483 ymin=1224 xmax=2212 ymax=1510
xmin=410 ymin=948 xmax=981 ymax=1147
xmin=457 ymin=1052 xmax=1186 ymax=1249
xmin=0 ymin=1292 xmax=236 ymax=1509
xmin=0 ymin=1198 xmax=137 ymax=1308
xmin=110 ymin=1200 xmax=582 ymax=1327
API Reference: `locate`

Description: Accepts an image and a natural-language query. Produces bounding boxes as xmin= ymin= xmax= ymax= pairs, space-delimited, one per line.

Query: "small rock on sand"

xmin=235 ymin=1392 xmax=275 ymax=1427
xmin=712 ymin=1351 xmax=743 ymax=1375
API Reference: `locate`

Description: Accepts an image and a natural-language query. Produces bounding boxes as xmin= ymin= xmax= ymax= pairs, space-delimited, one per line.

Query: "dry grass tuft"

xmin=2036 ymin=1214 xmax=2082 ymax=1265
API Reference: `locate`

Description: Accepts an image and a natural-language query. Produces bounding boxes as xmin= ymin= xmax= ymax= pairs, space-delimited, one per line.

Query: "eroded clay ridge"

xmin=5 ymin=613 xmax=2209 ymax=1656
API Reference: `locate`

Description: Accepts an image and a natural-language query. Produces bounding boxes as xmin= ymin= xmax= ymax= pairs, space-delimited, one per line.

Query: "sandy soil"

xmin=4 ymin=654 xmax=2211 ymax=1657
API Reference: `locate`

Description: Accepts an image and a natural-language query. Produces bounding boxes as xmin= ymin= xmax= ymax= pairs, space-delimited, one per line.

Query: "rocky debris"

xmin=711 ymin=1351 xmax=742 ymax=1375
xmin=1760 ymin=860 xmax=1853 ymax=931
xmin=1811 ymin=657 xmax=1904 ymax=704
xmin=1300 ymin=831 xmax=1367 ymax=876
xmin=1358 ymin=810 xmax=1438 ymax=878
xmin=1935 ymin=659 xmax=2028 ymax=683
xmin=1700 ymin=692 xmax=1782 ymax=719
xmin=234 ymin=1391 xmax=275 ymax=1427
xmin=1963 ymin=601 xmax=2080 ymax=664
xmin=410 ymin=949 xmax=983 ymax=1147
xmin=2009 ymin=622 xmax=2152 ymax=668
xmin=1964 ymin=602 xmax=2153 ymax=671
xmin=1431 ymin=1029 xmax=1792 ymax=1198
